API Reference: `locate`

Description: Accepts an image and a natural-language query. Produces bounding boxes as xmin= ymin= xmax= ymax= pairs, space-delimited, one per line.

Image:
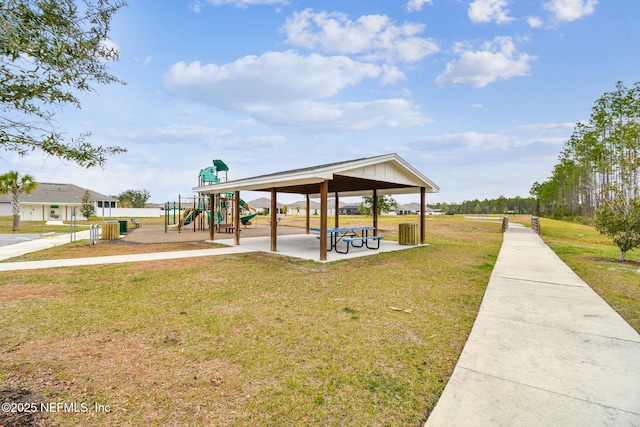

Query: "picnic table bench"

xmin=310 ymin=226 xmax=384 ymax=254
xmin=343 ymin=235 xmax=384 ymax=250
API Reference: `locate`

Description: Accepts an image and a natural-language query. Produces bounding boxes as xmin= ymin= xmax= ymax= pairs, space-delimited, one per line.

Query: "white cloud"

xmin=512 ymin=122 xmax=576 ymax=133
xmin=103 ymin=124 xmax=233 ymax=144
xmin=527 ymin=16 xmax=544 ymax=28
xmin=195 ymin=0 xmax=288 ymax=9
xmin=98 ymin=39 xmax=119 ymax=60
xmin=164 ymin=51 xmax=399 ymax=109
xmin=236 ymin=118 xmax=259 ymax=126
xmin=406 ymin=0 xmax=433 ymax=13
xmin=543 ymin=0 xmax=597 ymax=22
xmin=435 ymin=37 xmax=535 ymax=88
xmin=282 ymin=9 xmax=439 ymax=63
xmin=468 ymin=0 xmax=514 ymax=24
xmin=163 ymin=50 xmax=428 ymax=132
xmin=134 ymin=56 xmax=153 ymax=65
xmin=206 ymin=135 xmax=288 ymax=151
xmin=250 ymin=99 xmax=432 ymax=132
xmin=413 ymin=131 xmax=512 ymax=150
xmin=408 ymin=125 xmax=569 ymax=182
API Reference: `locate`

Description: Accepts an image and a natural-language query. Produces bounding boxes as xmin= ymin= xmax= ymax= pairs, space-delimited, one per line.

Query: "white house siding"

xmin=101 ymin=208 xmax=161 ymax=218
xmin=0 ymin=203 xmax=11 ymax=217
xmin=17 ymin=204 xmax=76 ymax=221
xmin=12 ymin=204 xmax=161 ymax=221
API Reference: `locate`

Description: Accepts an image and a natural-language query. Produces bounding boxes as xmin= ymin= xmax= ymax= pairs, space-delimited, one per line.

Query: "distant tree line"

xmin=429 ymin=196 xmax=537 ymax=215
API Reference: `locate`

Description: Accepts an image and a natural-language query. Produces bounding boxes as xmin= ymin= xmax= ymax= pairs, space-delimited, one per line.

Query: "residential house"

xmin=0 ymin=182 xmax=117 ymax=221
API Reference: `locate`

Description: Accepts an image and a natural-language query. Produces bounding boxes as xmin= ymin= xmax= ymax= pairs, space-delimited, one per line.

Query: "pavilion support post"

xmin=372 ymin=189 xmax=378 ymax=235
xmin=334 ymin=192 xmax=339 ymax=228
xmin=305 ymin=194 xmax=310 ymax=234
xmin=270 ymin=188 xmax=277 ymax=252
xmin=209 ymin=193 xmax=214 ymax=241
xmin=420 ymin=187 xmax=426 ymax=244
xmin=234 ymin=191 xmax=240 ymax=246
xmin=320 ymin=180 xmax=328 ymax=261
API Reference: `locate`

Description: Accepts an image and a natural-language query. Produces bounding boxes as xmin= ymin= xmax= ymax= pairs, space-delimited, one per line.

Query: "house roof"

xmin=284 ymin=199 xmax=346 ymax=209
xmin=193 ymin=153 xmax=439 ymax=197
xmin=246 ymin=197 xmax=285 ymax=209
xmin=0 ymin=182 xmax=116 ymax=205
xmin=396 ymin=202 xmax=422 ymax=211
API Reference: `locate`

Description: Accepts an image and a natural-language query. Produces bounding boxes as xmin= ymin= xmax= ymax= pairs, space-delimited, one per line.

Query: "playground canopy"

xmin=193 ymin=153 xmax=439 ymax=261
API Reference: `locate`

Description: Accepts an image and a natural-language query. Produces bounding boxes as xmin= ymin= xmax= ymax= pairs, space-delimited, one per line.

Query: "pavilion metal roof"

xmin=193 ymin=153 xmax=439 ymax=197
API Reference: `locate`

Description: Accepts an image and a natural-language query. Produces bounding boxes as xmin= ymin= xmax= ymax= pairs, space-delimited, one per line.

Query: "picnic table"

xmin=310 ymin=226 xmax=384 ymax=254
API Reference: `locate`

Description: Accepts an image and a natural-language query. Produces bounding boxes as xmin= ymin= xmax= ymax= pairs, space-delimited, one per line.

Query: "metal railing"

xmin=89 ymin=224 xmax=100 ymax=245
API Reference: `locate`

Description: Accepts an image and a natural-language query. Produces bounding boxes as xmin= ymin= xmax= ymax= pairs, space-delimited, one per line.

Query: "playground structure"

xmin=165 ymin=160 xmax=258 ymax=233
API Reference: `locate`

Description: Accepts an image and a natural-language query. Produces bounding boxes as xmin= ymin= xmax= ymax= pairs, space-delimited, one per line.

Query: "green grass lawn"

xmin=0 ymin=216 xmax=502 ymax=426
xmin=1 ymin=214 xmax=638 ymax=426
xmin=0 ymin=216 xmax=131 ymax=234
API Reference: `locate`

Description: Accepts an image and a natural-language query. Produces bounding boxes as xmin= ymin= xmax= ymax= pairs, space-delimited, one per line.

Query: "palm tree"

xmin=0 ymin=171 xmax=39 ymax=231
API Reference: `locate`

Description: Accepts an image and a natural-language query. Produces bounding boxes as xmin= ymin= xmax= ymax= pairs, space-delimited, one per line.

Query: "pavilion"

xmin=193 ymin=153 xmax=439 ymax=261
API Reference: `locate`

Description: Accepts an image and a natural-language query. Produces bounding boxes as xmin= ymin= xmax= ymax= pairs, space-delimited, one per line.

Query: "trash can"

xmin=102 ymin=221 xmax=120 ymax=240
xmin=118 ymin=220 xmax=128 ymax=234
xmin=399 ymin=223 xmax=418 ymax=245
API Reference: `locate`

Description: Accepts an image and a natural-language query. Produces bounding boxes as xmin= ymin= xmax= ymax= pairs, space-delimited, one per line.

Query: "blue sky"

xmin=7 ymin=0 xmax=640 ymax=204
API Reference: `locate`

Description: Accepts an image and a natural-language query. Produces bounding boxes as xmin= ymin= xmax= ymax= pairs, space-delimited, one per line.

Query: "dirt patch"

xmin=0 ymin=387 xmax=47 ymax=427
xmin=587 ymin=256 xmax=640 ymax=267
xmin=0 ymin=283 xmax=66 ymax=307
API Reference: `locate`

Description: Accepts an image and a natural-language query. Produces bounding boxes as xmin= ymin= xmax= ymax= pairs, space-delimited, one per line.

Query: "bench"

xmin=130 ymin=217 xmax=140 ymax=228
xmin=315 ymin=231 xmax=357 ymax=239
xmin=218 ymin=223 xmax=235 ymax=233
xmin=338 ymin=235 xmax=384 ymax=253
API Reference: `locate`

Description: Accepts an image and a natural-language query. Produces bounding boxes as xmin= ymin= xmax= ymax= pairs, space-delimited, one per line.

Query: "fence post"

xmin=89 ymin=224 xmax=100 ymax=245
xmin=531 ymin=216 xmax=541 ymax=235
xmin=501 ymin=216 xmax=509 ymax=233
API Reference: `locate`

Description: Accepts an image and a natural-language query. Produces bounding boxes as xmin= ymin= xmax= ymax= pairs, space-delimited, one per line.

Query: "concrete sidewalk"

xmin=0 ymin=231 xmax=92 ymax=262
xmin=426 ymin=223 xmax=640 ymax=426
xmin=0 ymin=230 xmax=259 ymax=271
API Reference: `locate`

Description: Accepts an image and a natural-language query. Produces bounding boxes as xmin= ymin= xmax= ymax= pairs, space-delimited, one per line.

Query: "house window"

xmin=49 ymin=206 xmax=60 ymax=219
